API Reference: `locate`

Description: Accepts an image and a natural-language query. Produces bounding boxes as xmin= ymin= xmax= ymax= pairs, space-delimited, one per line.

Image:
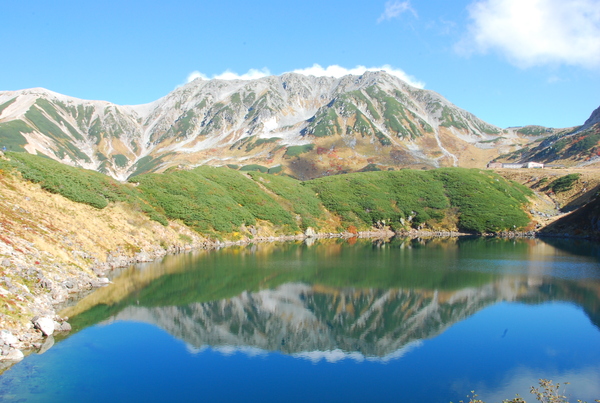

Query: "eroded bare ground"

xmin=494 ymin=167 xmax=600 ymax=228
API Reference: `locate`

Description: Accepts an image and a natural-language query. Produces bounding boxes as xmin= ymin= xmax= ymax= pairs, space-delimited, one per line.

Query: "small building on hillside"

xmin=487 ymin=161 xmax=544 ymax=169
xmin=501 ymin=163 xmax=525 ymax=169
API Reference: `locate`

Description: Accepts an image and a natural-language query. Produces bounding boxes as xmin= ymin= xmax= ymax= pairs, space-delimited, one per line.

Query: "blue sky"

xmin=1 ymin=0 xmax=599 ymax=128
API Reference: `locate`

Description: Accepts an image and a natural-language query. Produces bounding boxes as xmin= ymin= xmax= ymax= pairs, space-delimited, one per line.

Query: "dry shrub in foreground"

xmin=455 ymin=379 xmax=600 ymax=403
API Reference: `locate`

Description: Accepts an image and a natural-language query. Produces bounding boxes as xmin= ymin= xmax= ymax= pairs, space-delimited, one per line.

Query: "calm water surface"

xmin=1 ymin=237 xmax=599 ymax=402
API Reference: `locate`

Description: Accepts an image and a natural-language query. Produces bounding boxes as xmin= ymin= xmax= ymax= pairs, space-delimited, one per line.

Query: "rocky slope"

xmin=0 ymin=72 xmax=534 ymax=180
xmin=496 ymin=167 xmax=600 ymax=237
xmin=493 ymin=105 xmax=600 ymax=168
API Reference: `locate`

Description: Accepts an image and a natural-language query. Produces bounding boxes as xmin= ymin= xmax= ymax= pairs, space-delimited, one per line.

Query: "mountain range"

xmin=4 ymin=71 xmax=589 ymax=181
xmin=494 ymin=105 xmax=600 ymax=167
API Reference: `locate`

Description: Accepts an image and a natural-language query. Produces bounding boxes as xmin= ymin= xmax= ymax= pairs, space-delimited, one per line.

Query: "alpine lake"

xmin=1 ymin=236 xmax=599 ymax=402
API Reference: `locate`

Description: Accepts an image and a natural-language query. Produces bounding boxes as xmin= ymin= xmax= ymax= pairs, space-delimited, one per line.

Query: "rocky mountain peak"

xmin=583 ymin=105 xmax=600 ymax=129
xmin=0 ymin=72 xmax=553 ymax=179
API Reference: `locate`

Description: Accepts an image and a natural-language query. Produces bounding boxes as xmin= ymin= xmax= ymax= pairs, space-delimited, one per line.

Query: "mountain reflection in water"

xmin=61 ymin=237 xmax=600 ymax=361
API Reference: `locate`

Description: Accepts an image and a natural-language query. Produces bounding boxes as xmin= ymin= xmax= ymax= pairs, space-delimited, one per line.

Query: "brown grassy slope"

xmin=0 ymin=170 xmax=206 ymax=339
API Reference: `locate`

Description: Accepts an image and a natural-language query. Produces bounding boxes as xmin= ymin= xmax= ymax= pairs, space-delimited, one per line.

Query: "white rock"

xmin=2 ymin=349 xmax=24 ymax=362
xmin=33 ymin=316 xmax=55 ymax=336
xmin=0 ymin=330 xmax=19 ymax=347
xmin=59 ymin=322 xmax=72 ymax=332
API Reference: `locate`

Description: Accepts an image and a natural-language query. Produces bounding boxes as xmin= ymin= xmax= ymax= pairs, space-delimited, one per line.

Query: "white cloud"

xmin=377 ymin=1 xmax=417 ymax=23
xmin=290 ymin=64 xmax=425 ymax=88
xmin=186 ymin=68 xmax=271 ymax=83
xmin=185 ymin=64 xmax=425 ymax=88
xmin=186 ymin=71 xmax=209 ymax=82
xmin=459 ymin=0 xmax=600 ymax=69
xmin=293 ymin=340 xmax=423 ymax=363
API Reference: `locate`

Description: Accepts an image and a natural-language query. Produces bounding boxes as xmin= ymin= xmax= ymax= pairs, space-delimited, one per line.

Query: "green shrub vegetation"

xmin=131 ymin=168 xmax=256 ymax=233
xmin=0 ymin=152 xmax=533 ymax=235
xmin=267 ymin=165 xmax=282 ymax=174
xmin=349 ymin=90 xmax=380 ymax=119
xmin=284 ymin=144 xmax=314 ymax=158
xmin=432 ymin=168 xmax=531 ymax=233
xmin=307 ymin=168 xmax=531 ymax=233
xmin=0 ymin=120 xmax=32 ymax=152
xmin=522 ymin=126 xmax=600 ymax=163
xmin=238 ymin=164 xmax=282 ymax=174
xmin=112 ymin=154 xmax=129 ymax=168
xmin=440 ymin=105 xmax=468 ymax=130
xmin=245 ymin=137 xmax=280 ymax=152
xmin=307 ymin=170 xmax=450 ymax=230
xmin=550 ymin=173 xmax=580 ymax=193
xmin=362 ymin=85 xmax=421 ymax=139
xmin=132 ymin=166 xmax=298 ymax=234
xmin=350 ymin=112 xmax=375 ymax=137
xmin=168 ymin=110 xmax=195 ymax=138
xmin=193 ymin=167 xmax=298 ymax=230
xmin=25 ymin=106 xmax=70 ymax=142
xmin=375 ymin=131 xmax=392 ymax=146
xmin=247 ymin=171 xmax=325 ymax=229
xmin=0 ymin=98 xmax=16 ymax=116
xmin=34 ymin=99 xmax=84 ymax=141
xmin=359 ymin=163 xmax=381 ymax=172
xmin=229 ymin=135 xmax=255 ymax=151
xmin=307 ymin=108 xmax=341 ymax=137
xmin=128 ymin=155 xmax=165 ymax=177
xmin=516 ymin=125 xmax=550 ymax=136
xmin=240 ymin=164 xmax=269 ymax=173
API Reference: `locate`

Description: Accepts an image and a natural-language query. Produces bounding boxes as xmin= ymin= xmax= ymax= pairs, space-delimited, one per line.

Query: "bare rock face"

xmin=33 ymin=316 xmax=55 ymax=337
xmin=583 ymin=105 xmax=600 ymax=129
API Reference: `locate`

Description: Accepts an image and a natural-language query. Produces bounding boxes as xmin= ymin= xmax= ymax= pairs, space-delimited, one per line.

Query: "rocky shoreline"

xmin=0 ymin=239 xmax=214 ymax=367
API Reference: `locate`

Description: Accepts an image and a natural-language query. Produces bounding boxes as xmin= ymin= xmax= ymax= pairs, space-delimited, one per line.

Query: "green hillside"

xmin=307 ymin=168 xmax=531 ymax=233
xmin=0 ymin=152 xmax=533 ymax=235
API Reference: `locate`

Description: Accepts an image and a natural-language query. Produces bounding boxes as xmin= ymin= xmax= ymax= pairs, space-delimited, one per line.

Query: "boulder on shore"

xmin=305 ymin=227 xmax=316 ymax=238
xmin=33 ymin=316 xmax=55 ymax=337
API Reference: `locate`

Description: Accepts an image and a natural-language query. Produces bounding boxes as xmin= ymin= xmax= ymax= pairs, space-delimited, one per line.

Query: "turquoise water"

xmin=1 ymin=237 xmax=599 ymax=402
